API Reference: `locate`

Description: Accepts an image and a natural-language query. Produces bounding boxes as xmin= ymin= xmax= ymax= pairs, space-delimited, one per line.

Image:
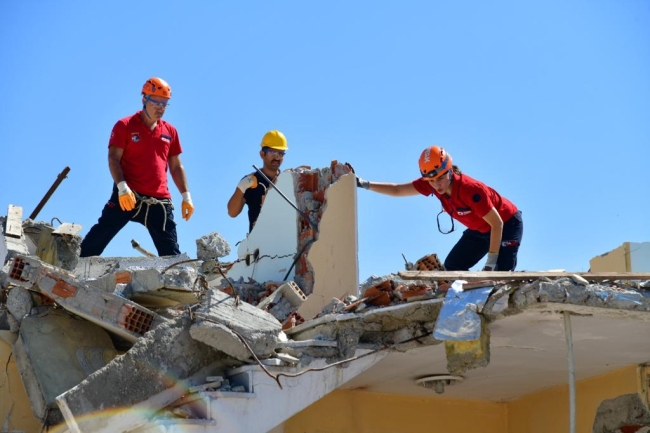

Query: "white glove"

xmin=483 ymin=253 xmax=499 ymax=271
xmin=237 ymin=174 xmax=258 ymax=193
xmin=356 ymin=176 xmax=370 ymax=189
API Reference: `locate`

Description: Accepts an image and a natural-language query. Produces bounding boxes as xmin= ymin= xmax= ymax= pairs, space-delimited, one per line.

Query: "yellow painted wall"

xmin=508 ymin=365 xmax=638 ymax=433
xmin=589 ymin=242 xmax=630 ymax=272
xmin=0 ymin=335 xmax=43 ymax=433
xmin=283 ymin=390 xmax=508 ymax=433
xmin=283 ymin=366 xmax=638 ymax=433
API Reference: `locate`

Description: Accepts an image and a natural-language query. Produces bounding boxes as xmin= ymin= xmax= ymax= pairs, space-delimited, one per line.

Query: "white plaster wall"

xmin=226 ymin=172 xmax=299 ymax=283
xmin=630 ymin=242 xmax=650 ymax=272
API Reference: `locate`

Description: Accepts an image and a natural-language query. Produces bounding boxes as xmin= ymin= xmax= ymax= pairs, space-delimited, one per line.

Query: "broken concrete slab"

xmin=7 ymin=255 xmax=167 ymax=342
xmin=13 ymin=309 xmax=117 ymax=426
xmin=129 ymin=266 xmax=202 ymax=306
xmin=73 ymin=253 xmax=193 ymax=280
xmin=56 ymin=314 xmax=235 ymax=433
xmin=190 ymin=289 xmax=281 ymax=361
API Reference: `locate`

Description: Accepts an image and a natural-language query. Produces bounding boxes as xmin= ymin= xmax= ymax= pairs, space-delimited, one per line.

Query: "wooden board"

xmin=5 ymin=205 xmax=23 ymax=238
xmin=398 ymin=270 xmax=650 ymax=282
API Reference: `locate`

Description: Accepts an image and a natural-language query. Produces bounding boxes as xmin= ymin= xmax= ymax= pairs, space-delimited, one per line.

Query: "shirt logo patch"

xmin=131 ymin=133 xmax=140 ymax=143
xmin=161 ymin=134 xmax=171 ymax=143
xmin=472 ymin=194 xmax=481 ymax=203
xmin=456 ymin=207 xmax=472 ymax=216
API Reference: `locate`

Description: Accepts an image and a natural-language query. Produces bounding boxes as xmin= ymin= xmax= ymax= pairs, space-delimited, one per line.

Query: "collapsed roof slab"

xmin=56 ymin=314 xmax=238 ymax=433
xmin=343 ymin=280 xmax=650 ymax=401
xmin=13 ymin=309 xmax=117 ymax=426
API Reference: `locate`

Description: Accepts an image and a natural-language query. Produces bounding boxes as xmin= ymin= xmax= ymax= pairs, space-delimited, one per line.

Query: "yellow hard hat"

xmin=260 ymin=130 xmax=288 ymax=150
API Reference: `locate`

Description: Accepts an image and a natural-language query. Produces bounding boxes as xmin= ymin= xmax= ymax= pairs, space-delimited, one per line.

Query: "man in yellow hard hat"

xmin=227 ymin=130 xmax=287 ymax=233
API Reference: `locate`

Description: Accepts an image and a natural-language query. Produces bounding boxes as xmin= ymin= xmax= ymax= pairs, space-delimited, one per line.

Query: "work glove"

xmin=237 ymin=174 xmax=258 ymax=193
xmin=482 ymin=252 xmax=499 ymax=271
xmin=181 ymin=192 xmax=194 ymax=221
xmin=117 ymin=181 xmax=136 ymax=211
xmin=344 ymin=162 xmax=370 ymax=189
xmin=356 ymin=176 xmax=370 ymax=189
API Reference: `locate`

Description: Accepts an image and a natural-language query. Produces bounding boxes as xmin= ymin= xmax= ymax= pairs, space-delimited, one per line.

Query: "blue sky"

xmin=1 ymin=1 xmax=648 ymax=279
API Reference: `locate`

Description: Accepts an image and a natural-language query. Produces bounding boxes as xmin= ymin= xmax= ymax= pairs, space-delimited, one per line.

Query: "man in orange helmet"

xmin=80 ymin=77 xmax=194 ymax=257
xmin=356 ymin=145 xmax=523 ymax=271
xmin=227 ymin=130 xmax=288 ymax=233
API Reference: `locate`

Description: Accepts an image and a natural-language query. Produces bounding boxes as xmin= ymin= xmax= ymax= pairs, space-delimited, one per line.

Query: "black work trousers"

xmin=444 ymin=210 xmax=523 ymax=271
xmin=80 ymin=187 xmax=180 ymax=257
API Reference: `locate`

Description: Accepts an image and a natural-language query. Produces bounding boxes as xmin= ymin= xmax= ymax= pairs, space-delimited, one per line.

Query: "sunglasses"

xmin=146 ymin=97 xmax=170 ymax=108
xmin=263 ymin=149 xmax=285 ymax=158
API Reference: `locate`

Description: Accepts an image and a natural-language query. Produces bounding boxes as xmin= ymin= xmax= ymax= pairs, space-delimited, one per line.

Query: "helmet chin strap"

xmin=143 ymin=95 xmax=152 ymax=119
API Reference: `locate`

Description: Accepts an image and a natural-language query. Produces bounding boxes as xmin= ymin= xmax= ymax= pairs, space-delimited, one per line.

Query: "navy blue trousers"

xmin=444 ymin=210 xmax=523 ymax=271
xmin=80 ymin=187 xmax=180 ymax=257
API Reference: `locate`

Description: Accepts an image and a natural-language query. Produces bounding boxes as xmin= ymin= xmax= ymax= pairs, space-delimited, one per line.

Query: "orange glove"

xmin=117 ymin=181 xmax=136 ymax=211
xmin=181 ymin=192 xmax=194 ymax=221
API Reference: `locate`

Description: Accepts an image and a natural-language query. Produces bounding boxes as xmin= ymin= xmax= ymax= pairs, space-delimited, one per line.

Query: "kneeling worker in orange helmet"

xmin=227 ymin=130 xmax=288 ymax=233
xmin=356 ymin=145 xmax=523 ymax=271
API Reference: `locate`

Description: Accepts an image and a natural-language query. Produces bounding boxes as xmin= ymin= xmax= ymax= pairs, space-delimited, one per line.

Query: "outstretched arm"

xmin=361 ymin=180 xmax=419 ymax=197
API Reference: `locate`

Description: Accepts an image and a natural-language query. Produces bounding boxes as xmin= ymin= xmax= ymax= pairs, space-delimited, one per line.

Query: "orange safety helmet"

xmin=142 ymin=77 xmax=172 ymax=99
xmin=419 ymin=146 xmax=452 ymax=180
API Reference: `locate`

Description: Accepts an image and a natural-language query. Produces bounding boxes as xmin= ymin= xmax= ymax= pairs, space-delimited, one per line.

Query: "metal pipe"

xmin=29 ymin=166 xmax=71 ymax=220
xmin=563 ymin=311 xmax=576 ymax=433
xmin=252 ymin=165 xmax=318 ymax=231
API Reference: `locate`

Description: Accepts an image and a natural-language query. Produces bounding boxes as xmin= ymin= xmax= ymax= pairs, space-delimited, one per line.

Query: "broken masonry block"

xmin=277 ymin=281 xmax=307 ymax=308
xmin=414 ymin=253 xmax=445 ymax=271
xmin=7 ymin=255 xmax=166 ymax=342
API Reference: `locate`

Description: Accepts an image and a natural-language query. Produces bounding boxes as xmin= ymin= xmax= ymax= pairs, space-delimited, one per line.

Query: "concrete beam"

xmin=7 ymin=255 xmax=166 ymax=342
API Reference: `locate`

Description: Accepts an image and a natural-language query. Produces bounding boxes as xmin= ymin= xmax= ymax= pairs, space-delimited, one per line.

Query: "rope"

xmin=132 ymin=194 xmax=173 ymax=232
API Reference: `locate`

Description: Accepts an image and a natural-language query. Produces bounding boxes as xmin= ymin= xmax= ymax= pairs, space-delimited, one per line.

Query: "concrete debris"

xmin=592 ymin=393 xmax=650 ymax=433
xmin=196 ymin=231 xmax=231 ymax=260
xmin=7 ymin=255 xmax=167 ymax=343
xmin=13 ymin=309 xmax=117 ymax=425
xmin=190 ymin=288 xmax=281 ymax=361
xmin=3 ymin=185 xmax=650 ymax=432
xmin=56 ymin=314 xmax=236 ymax=433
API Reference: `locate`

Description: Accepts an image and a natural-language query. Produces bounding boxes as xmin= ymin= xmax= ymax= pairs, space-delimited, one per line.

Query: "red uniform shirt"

xmin=412 ymin=172 xmax=517 ymax=233
xmin=108 ymin=111 xmax=182 ymax=198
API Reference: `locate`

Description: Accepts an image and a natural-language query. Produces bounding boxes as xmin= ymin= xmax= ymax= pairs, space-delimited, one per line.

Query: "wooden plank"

xmin=5 ymin=205 xmax=23 ymax=238
xmin=398 ymin=270 xmax=650 ymax=282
